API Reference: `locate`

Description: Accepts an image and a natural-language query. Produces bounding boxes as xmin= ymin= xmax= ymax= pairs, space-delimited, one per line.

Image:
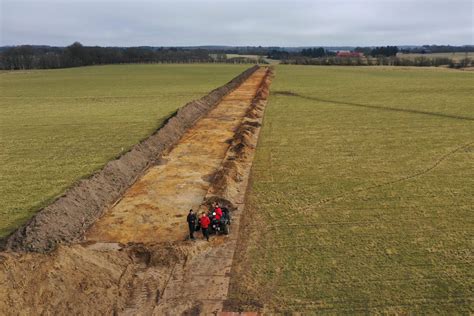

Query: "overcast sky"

xmin=1 ymin=0 xmax=473 ymax=47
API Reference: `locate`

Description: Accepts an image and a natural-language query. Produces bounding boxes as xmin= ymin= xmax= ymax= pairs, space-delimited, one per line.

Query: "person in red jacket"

xmin=214 ymin=204 xmax=223 ymax=221
xmin=200 ymin=212 xmax=211 ymax=241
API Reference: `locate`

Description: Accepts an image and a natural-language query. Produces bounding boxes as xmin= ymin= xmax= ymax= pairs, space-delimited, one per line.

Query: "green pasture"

xmin=229 ymin=65 xmax=473 ymax=314
xmin=0 ymin=64 xmax=247 ymax=237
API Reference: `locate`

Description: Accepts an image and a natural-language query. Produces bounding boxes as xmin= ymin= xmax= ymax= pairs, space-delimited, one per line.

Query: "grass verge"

xmin=228 ymin=65 xmax=473 ymax=314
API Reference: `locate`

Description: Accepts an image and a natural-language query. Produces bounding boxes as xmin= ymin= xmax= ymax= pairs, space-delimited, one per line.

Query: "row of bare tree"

xmin=0 ymin=42 xmax=259 ymax=70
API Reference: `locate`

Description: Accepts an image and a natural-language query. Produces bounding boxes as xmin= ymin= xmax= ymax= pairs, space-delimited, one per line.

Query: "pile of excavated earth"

xmin=0 ymin=66 xmax=273 ymax=315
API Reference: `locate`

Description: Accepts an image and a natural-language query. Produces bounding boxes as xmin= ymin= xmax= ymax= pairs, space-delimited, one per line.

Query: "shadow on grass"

xmin=274 ymin=90 xmax=474 ymax=122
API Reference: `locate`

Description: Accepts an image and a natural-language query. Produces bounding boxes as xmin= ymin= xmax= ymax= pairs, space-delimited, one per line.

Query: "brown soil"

xmin=154 ymin=69 xmax=272 ymax=315
xmin=0 ymin=242 xmax=211 ymax=315
xmin=0 ymin=66 xmax=273 ymax=315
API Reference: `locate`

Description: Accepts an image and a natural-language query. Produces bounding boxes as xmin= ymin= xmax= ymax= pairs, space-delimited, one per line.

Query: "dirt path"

xmin=0 ymin=67 xmax=272 ymax=315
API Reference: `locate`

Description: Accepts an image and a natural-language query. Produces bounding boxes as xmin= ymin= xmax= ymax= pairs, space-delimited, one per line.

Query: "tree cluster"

xmin=370 ymin=46 xmax=399 ymax=57
xmin=281 ymin=55 xmax=471 ymax=68
xmin=354 ymin=47 xmax=372 ymax=56
xmin=266 ymin=49 xmax=292 ymax=60
xmin=301 ymin=47 xmax=329 ymax=58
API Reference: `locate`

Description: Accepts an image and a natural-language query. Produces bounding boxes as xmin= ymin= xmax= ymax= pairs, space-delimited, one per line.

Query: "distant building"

xmin=336 ymin=51 xmax=364 ymax=58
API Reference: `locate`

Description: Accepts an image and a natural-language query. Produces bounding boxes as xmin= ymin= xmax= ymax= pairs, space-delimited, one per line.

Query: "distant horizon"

xmin=2 ymin=43 xmax=473 ymax=49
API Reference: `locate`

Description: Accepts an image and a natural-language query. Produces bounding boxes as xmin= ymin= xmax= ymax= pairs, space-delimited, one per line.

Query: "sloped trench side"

xmin=4 ymin=65 xmax=260 ymax=253
xmin=0 ymin=240 xmax=213 ymax=315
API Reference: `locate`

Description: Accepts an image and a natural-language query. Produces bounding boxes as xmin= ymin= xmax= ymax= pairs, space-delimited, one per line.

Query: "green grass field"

xmin=229 ymin=65 xmax=473 ymax=313
xmin=0 ymin=64 xmax=247 ymax=237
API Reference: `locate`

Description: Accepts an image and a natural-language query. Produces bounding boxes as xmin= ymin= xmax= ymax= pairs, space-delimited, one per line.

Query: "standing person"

xmin=200 ymin=212 xmax=211 ymax=241
xmin=187 ymin=209 xmax=197 ymax=240
xmin=214 ymin=203 xmax=223 ymax=221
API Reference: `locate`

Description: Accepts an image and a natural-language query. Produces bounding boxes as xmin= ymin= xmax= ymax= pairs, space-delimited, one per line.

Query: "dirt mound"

xmin=4 ymin=65 xmax=260 ymax=253
xmin=0 ymin=240 xmax=212 ymax=315
xmin=0 ymin=245 xmax=131 ymax=315
xmin=205 ymin=68 xmax=273 ymax=204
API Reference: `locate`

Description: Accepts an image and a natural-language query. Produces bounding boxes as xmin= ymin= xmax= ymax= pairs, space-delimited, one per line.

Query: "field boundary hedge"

xmin=3 ymin=65 xmax=260 ymax=253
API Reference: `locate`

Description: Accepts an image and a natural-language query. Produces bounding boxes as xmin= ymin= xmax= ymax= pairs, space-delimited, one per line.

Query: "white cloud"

xmin=1 ymin=0 xmax=473 ymax=46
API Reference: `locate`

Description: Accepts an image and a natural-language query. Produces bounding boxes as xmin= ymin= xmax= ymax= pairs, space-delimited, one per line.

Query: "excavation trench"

xmin=0 ymin=67 xmax=273 ymax=315
xmin=86 ymin=67 xmax=269 ymax=245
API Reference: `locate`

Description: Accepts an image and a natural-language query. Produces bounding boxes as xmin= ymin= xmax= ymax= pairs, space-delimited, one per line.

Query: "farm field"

xmin=228 ymin=65 xmax=473 ymax=313
xmin=0 ymin=64 xmax=247 ymax=237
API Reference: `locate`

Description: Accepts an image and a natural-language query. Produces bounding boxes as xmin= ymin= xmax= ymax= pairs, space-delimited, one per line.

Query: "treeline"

xmin=213 ymin=45 xmax=473 ymax=56
xmin=282 ymin=56 xmax=472 ymax=68
xmin=208 ymin=46 xmax=279 ymax=55
xmin=271 ymin=45 xmax=472 ymax=68
xmin=269 ymin=45 xmax=401 ymax=60
xmin=272 ymin=45 xmax=474 ymax=61
xmin=352 ymin=45 xmax=472 ymax=55
xmin=401 ymin=45 xmax=474 ymax=54
xmin=301 ymin=46 xmax=399 ymax=58
xmin=2 ymin=43 xmax=472 ymax=70
xmin=0 ymin=42 xmax=260 ymax=70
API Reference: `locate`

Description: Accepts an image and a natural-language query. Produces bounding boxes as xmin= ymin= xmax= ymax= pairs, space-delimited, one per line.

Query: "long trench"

xmin=82 ymin=67 xmax=270 ymax=314
xmin=86 ymin=68 xmax=267 ymax=244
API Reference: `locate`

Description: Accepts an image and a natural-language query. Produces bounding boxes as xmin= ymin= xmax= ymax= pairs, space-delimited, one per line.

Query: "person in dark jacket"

xmin=200 ymin=212 xmax=211 ymax=241
xmin=187 ymin=209 xmax=197 ymax=240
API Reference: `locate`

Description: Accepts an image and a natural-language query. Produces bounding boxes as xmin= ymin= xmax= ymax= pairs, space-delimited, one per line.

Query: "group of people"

xmin=186 ymin=202 xmax=224 ymax=241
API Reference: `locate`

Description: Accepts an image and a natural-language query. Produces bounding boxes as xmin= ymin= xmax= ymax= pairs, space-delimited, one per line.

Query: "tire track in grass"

xmin=314 ymin=141 xmax=473 ymax=207
xmin=273 ymin=91 xmax=474 ymax=122
xmin=261 ymin=141 xmax=472 ymax=234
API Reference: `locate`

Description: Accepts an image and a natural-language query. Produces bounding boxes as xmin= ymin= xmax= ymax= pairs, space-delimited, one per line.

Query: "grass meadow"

xmin=0 ymin=64 xmax=247 ymax=237
xmin=229 ymin=65 xmax=473 ymax=313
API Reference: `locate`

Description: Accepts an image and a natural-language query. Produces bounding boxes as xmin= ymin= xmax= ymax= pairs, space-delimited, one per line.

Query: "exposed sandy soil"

xmin=0 ymin=67 xmax=272 ymax=315
xmin=86 ymin=69 xmax=268 ymax=244
xmin=153 ymin=69 xmax=272 ymax=315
